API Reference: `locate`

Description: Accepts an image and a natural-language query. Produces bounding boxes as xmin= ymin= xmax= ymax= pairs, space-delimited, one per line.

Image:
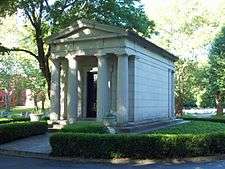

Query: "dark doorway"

xmin=86 ymin=72 xmax=97 ymax=118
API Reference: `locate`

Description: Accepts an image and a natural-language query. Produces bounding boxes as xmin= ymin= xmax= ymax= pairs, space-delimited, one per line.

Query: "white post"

xmin=60 ymin=59 xmax=68 ymax=121
xmin=97 ymin=55 xmax=109 ymax=120
xmin=117 ymin=54 xmax=129 ymax=124
xmin=67 ymin=56 xmax=78 ymax=124
xmin=50 ymin=59 xmax=61 ymax=122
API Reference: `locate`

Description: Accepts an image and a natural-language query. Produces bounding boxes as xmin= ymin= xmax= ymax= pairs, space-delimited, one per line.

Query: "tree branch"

xmin=24 ymin=9 xmax=36 ymax=27
xmin=44 ymin=0 xmax=51 ymax=10
xmin=0 ymin=45 xmax=38 ymax=60
xmin=38 ymin=0 xmax=44 ymax=23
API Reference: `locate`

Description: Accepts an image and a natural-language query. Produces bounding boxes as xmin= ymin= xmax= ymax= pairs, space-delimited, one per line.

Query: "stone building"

xmin=48 ymin=20 xmax=178 ymax=127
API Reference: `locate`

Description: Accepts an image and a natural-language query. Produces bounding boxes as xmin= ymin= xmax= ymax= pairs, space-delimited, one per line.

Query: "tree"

xmin=0 ymin=0 xmax=155 ymax=97
xmin=148 ymin=0 xmax=224 ymax=59
xmin=208 ymin=26 xmax=225 ymax=115
xmin=0 ymin=55 xmax=23 ymax=111
xmin=175 ymin=58 xmax=198 ymax=116
xmin=20 ymin=57 xmax=47 ymax=110
xmin=145 ymin=0 xmax=225 ymax=114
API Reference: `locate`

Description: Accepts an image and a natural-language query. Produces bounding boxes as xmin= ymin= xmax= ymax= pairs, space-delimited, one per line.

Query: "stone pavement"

xmin=0 ymin=133 xmax=51 ymax=154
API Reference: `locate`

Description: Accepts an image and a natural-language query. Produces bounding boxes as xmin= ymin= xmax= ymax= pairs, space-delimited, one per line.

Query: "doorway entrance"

xmin=86 ymin=72 xmax=97 ymax=118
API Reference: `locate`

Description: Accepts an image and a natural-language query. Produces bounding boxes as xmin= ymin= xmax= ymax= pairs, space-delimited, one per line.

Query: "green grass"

xmin=10 ymin=106 xmax=34 ymax=115
xmin=0 ymin=106 xmax=50 ymax=117
xmin=149 ymin=121 xmax=225 ymax=135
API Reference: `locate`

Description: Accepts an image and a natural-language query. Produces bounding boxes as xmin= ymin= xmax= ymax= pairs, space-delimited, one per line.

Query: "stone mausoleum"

xmin=48 ymin=20 xmax=178 ymax=127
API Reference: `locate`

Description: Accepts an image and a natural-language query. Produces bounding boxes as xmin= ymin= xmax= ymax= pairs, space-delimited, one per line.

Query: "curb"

xmin=1 ymin=149 xmax=225 ymax=165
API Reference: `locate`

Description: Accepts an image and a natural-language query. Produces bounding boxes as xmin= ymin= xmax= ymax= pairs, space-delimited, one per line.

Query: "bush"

xmin=50 ymin=132 xmax=225 ymax=159
xmin=61 ymin=121 xmax=108 ymax=134
xmin=0 ymin=121 xmax=48 ymax=144
xmin=0 ymin=117 xmax=30 ymax=124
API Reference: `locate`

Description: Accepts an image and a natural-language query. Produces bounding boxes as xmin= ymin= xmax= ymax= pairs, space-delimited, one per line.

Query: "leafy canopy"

xmin=0 ymin=0 xmax=155 ymax=37
xmin=208 ymin=26 xmax=225 ymax=94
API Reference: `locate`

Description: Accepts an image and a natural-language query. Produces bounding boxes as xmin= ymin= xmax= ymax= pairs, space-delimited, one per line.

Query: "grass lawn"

xmin=148 ymin=121 xmax=225 ymax=135
xmin=0 ymin=106 xmax=50 ymax=117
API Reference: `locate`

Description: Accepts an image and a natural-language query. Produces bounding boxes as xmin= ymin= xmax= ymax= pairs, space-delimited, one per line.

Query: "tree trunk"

xmin=5 ymin=91 xmax=10 ymax=112
xmin=216 ymin=92 xmax=223 ymax=116
xmin=41 ymin=92 xmax=45 ymax=111
xmin=34 ymin=95 xmax=38 ymax=110
xmin=34 ymin=24 xmax=51 ymax=98
xmin=176 ymin=95 xmax=184 ymax=117
xmin=41 ymin=99 xmax=45 ymax=111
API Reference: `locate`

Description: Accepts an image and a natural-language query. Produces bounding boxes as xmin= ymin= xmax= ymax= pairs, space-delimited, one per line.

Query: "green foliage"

xmin=51 ymin=120 xmax=225 ymax=159
xmin=0 ymin=121 xmax=47 ymax=144
xmin=50 ymin=132 xmax=225 ymax=159
xmin=206 ymin=26 xmax=225 ymax=113
xmin=0 ymin=0 xmax=155 ymax=39
xmin=49 ymin=0 xmax=155 ymax=36
xmin=61 ymin=121 xmax=108 ymax=134
xmin=175 ymin=59 xmax=199 ymax=114
xmin=208 ymin=26 xmax=225 ymax=94
xmin=0 ymin=117 xmax=30 ymax=124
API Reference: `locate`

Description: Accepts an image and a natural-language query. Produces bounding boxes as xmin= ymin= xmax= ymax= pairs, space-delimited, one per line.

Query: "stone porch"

xmin=49 ymin=53 xmax=131 ymax=126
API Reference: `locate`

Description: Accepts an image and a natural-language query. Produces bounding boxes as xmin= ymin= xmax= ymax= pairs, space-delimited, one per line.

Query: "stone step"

xmin=117 ymin=119 xmax=187 ymax=133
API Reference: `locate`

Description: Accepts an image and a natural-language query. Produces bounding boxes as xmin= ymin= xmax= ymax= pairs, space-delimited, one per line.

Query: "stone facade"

xmin=48 ymin=20 xmax=178 ymax=126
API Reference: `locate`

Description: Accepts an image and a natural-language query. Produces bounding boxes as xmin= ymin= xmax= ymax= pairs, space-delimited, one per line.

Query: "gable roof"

xmin=48 ymin=19 xmax=178 ymax=61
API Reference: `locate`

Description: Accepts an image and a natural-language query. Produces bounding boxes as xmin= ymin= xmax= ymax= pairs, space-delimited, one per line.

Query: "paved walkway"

xmin=0 ymin=133 xmax=51 ymax=154
xmin=1 ymin=154 xmax=225 ymax=169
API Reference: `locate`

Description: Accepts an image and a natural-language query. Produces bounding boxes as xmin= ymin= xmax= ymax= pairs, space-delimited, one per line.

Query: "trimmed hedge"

xmin=0 ymin=122 xmax=48 ymax=144
xmin=0 ymin=117 xmax=30 ymax=124
xmin=50 ymin=132 xmax=225 ymax=159
xmin=61 ymin=121 xmax=108 ymax=134
xmin=182 ymin=117 xmax=225 ymax=123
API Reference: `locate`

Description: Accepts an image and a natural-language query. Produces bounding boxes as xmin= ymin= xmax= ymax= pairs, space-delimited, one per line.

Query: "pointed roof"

xmin=48 ymin=19 xmax=178 ymax=61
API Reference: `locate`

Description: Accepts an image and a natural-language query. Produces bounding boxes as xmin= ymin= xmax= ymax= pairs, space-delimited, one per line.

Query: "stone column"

xmin=117 ymin=54 xmax=129 ymax=124
xmin=66 ymin=56 xmax=78 ymax=124
xmin=60 ymin=59 xmax=68 ymax=121
xmin=171 ymin=70 xmax=175 ymax=118
xmin=97 ymin=55 xmax=109 ymax=120
xmin=50 ymin=59 xmax=61 ymax=122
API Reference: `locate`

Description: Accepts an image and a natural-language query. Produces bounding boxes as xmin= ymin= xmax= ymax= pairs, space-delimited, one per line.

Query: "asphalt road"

xmin=1 ymin=155 xmax=225 ymax=169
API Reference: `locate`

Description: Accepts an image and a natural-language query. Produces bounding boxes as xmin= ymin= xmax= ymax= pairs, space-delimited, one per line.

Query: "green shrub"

xmin=0 ymin=122 xmax=48 ymax=144
xmin=50 ymin=132 xmax=225 ymax=159
xmin=61 ymin=121 xmax=108 ymax=134
xmin=0 ymin=117 xmax=30 ymax=124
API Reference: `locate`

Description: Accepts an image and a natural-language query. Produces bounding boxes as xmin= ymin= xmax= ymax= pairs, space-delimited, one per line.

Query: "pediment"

xmin=48 ymin=19 xmax=127 ymax=43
